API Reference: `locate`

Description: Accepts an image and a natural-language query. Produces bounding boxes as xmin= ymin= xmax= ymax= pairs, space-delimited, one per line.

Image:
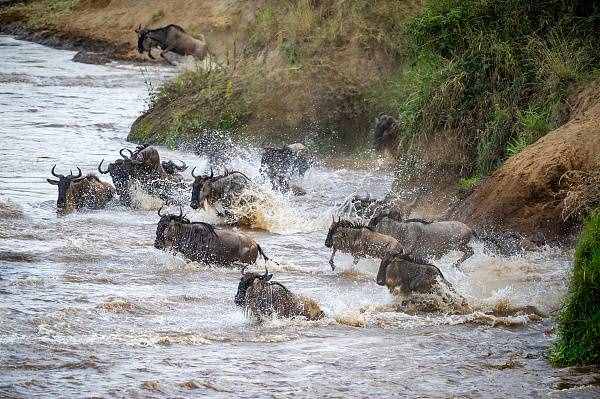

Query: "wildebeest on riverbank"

xmin=46 ymin=165 xmax=114 ymax=213
xmin=154 ymin=207 xmax=271 ymax=266
xmin=135 ymin=24 xmax=208 ymax=65
xmin=235 ymin=268 xmax=325 ymax=321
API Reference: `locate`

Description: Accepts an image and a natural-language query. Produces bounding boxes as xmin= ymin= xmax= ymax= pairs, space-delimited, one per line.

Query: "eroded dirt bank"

xmin=452 ymin=83 xmax=600 ymax=240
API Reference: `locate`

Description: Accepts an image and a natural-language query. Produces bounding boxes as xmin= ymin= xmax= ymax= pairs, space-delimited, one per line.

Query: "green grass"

xmin=372 ymin=0 xmax=600 ymax=177
xmin=1 ymin=0 xmax=81 ymax=29
xmin=458 ymin=176 xmax=480 ymax=191
xmin=550 ymin=209 xmax=600 ymax=366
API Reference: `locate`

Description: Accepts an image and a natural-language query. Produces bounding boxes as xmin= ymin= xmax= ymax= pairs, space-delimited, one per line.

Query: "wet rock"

xmin=72 ymin=50 xmax=111 ymax=65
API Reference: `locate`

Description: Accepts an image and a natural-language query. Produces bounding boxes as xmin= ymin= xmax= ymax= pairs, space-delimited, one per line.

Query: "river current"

xmin=0 ymin=36 xmax=598 ymax=398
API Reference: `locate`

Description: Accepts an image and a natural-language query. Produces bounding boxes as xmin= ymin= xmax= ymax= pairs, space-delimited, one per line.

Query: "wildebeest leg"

xmin=329 ymin=248 xmax=337 ymax=271
xmin=352 ymin=257 xmax=360 ymax=267
xmin=160 ymin=46 xmax=177 ymax=65
xmin=147 ymin=48 xmax=156 ymax=60
xmin=456 ymin=244 xmax=474 ymax=266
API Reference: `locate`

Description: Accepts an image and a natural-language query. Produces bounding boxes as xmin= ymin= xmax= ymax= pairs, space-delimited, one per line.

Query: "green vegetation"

xmin=457 ymin=176 xmax=480 ymax=191
xmin=0 ymin=0 xmax=80 ymax=29
xmin=550 ymin=209 xmax=600 ymax=366
xmin=375 ymin=0 xmax=600 ymax=176
xmin=130 ymin=66 xmax=250 ymax=147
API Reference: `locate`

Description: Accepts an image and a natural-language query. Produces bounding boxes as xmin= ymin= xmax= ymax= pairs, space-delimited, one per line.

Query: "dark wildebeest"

xmin=98 ymin=156 xmax=136 ymax=206
xmin=99 ymin=147 xmax=187 ymax=206
xmin=135 ymin=24 xmax=208 ymax=65
xmin=190 ymin=168 xmax=257 ymax=223
xmin=46 ymin=165 xmax=114 ymax=212
xmin=368 ymin=213 xmax=475 ymax=264
xmin=376 ymin=253 xmax=453 ymax=295
xmin=154 ymin=208 xmax=270 ymax=266
xmin=324 ymin=217 xmax=402 ymax=270
xmin=260 ymin=143 xmax=310 ymax=192
xmin=374 ymin=114 xmax=398 ymax=154
xmin=161 ymin=160 xmax=187 ymax=176
xmin=234 ymin=268 xmax=325 ymax=321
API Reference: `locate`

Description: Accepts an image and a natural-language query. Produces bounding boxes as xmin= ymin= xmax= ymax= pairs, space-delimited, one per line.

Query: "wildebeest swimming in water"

xmin=154 ymin=207 xmax=271 ymax=266
xmin=135 ymin=24 xmax=208 ymax=65
xmin=260 ymin=143 xmax=310 ymax=193
xmin=161 ymin=159 xmax=187 ymax=175
xmin=190 ymin=168 xmax=259 ymax=225
xmin=98 ymin=146 xmax=187 ymax=206
xmin=325 ymin=217 xmax=403 ymax=270
xmin=376 ymin=252 xmax=453 ymax=295
xmin=234 ymin=268 xmax=325 ymax=321
xmin=46 ymin=165 xmax=114 ymax=213
xmin=374 ymin=114 xmax=399 ymax=154
xmin=368 ymin=212 xmax=475 ymax=264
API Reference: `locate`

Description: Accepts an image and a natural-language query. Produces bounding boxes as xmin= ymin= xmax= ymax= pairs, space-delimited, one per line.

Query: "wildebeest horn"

xmin=210 ymin=167 xmax=214 ymax=178
xmin=71 ymin=167 xmax=82 ymax=179
xmin=157 ymin=206 xmax=165 ymax=217
xmin=191 ymin=166 xmax=198 ymax=178
xmin=263 ymin=267 xmax=269 ymax=277
xmin=51 ymin=164 xmax=61 ymax=178
xmin=98 ymin=159 xmax=109 ymax=174
xmin=178 ymin=206 xmax=183 ymax=218
xmin=120 ymin=148 xmax=133 ymax=159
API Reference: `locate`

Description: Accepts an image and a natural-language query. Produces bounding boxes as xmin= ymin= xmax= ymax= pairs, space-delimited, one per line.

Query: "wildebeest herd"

xmin=46 ymin=139 xmax=479 ymax=321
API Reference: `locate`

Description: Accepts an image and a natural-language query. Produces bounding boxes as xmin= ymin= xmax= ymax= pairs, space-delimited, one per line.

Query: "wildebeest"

xmin=234 ymin=268 xmax=325 ymax=321
xmin=260 ymin=143 xmax=310 ymax=192
xmin=135 ymin=24 xmax=208 ymax=65
xmin=46 ymin=165 xmax=114 ymax=212
xmin=98 ymin=147 xmax=187 ymax=206
xmin=376 ymin=253 xmax=452 ymax=295
xmin=98 ymin=156 xmax=136 ymax=205
xmin=190 ymin=168 xmax=257 ymax=223
xmin=154 ymin=207 xmax=270 ymax=266
xmin=368 ymin=213 xmax=475 ymax=264
xmin=161 ymin=160 xmax=187 ymax=175
xmin=374 ymin=114 xmax=398 ymax=153
xmin=324 ymin=217 xmax=402 ymax=270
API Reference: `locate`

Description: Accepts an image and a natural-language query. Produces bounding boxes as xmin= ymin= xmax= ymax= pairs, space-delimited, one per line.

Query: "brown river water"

xmin=1 ymin=36 xmax=599 ymax=398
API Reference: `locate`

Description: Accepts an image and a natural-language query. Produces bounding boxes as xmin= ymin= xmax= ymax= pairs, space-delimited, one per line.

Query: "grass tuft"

xmin=550 ymin=209 xmax=600 ymax=366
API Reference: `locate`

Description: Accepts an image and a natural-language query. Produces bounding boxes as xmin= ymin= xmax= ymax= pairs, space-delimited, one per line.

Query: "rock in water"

xmin=72 ymin=50 xmax=111 ymax=65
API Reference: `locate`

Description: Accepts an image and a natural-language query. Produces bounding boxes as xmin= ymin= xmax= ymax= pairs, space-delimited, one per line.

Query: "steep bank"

xmin=452 ymin=82 xmax=600 ymax=240
xmin=0 ymin=0 xmax=260 ymax=61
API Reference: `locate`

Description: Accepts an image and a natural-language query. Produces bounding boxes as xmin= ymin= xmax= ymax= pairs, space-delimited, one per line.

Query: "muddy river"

xmin=1 ymin=36 xmax=598 ymax=398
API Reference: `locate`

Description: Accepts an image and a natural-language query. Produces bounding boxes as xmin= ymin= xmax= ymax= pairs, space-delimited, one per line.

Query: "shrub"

xmin=377 ymin=0 xmax=600 ymax=177
xmin=550 ymin=209 xmax=600 ymax=366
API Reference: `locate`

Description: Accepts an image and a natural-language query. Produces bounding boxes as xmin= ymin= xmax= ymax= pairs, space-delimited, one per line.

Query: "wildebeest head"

xmin=161 ymin=160 xmax=187 ymax=175
xmin=46 ymin=165 xmax=84 ymax=208
xmin=135 ymin=25 xmax=151 ymax=53
xmin=190 ymin=167 xmax=214 ymax=209
xmin=374 ymin=114 xmax=398 ymax=152
xmin=234 ymin=267 xmax=273 ymax=307
xmin=325 ymin=217 xmax=361 ymax=248
xmin=154 ymin=206 xmax=190 ymax=249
